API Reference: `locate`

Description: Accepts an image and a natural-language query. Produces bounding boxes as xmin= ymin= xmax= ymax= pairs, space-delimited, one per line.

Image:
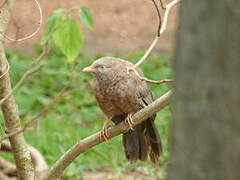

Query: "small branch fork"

xmin=129 ymin=0 xmax=181 ymax=83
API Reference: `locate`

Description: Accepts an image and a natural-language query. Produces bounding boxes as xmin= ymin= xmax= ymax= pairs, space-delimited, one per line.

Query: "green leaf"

xmin=79 ymin=7 xmax=94 ymax=30
xmin=41 ymin=9 xmax=65 ymax=44
xmin=53 ymin=17 xmax=84 ymax=62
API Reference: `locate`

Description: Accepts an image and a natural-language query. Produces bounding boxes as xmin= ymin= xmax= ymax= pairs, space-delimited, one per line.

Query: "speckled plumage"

xmin=84 ymin=57 xmax=162 ymax=163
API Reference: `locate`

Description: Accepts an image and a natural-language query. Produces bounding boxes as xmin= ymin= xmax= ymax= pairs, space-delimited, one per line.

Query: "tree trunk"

xmin=168 ymin=1 xmax=240 ymax=180
xmin=0 ymin=1 xmax=35 ymax=179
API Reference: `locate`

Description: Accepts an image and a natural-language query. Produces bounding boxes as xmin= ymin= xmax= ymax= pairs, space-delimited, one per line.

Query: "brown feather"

xmin=86 ymin=57 xmax=162 ymax=164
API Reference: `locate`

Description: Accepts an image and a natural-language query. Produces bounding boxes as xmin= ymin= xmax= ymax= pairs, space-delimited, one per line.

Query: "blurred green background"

xmin=0 ymin=47 xmax=172 ymax=179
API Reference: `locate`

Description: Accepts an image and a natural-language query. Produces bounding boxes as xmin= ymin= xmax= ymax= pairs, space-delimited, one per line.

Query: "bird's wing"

xmin=91 ymin=79 xmax=113 ymax=118
xmin=137 ymin=81 xmax=154 ymax=106
xmin=111 ymin=74 xmax=153 ymax=114
xmin=133 ymin=67 xmax=154 ymax=106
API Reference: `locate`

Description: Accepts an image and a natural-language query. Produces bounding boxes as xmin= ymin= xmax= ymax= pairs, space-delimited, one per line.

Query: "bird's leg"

xmin=100 ymin=118 xmax=111 ymax=142
xmin=125 ymin=113 xmax=134 ymax=130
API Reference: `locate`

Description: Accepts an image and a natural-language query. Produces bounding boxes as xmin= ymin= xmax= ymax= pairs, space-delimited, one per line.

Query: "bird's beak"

xmin=82 ymin=65 xmax=96 ymax=73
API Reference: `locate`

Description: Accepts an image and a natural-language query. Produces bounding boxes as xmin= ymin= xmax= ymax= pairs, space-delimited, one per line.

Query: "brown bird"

xmin=82 ymin=57 xmax=162 ymax=164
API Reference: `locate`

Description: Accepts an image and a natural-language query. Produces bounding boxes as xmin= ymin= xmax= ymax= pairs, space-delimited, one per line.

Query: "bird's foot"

xmin=100 ymin=125 xmax=111 ymax=142
xmin=125 ymin=113 xmax=134 ymax=130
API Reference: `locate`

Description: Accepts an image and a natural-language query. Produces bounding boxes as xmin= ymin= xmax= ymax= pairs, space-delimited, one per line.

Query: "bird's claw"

xmin=100 ymin=125 xmax=110 ymax=142
xmin=125 ymin=113 xmax=134 ymax=130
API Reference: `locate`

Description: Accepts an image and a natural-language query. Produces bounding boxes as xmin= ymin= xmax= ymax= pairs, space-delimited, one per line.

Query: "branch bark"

xmin=0 ymin=1 xmax=35 ymax=179
xmin=42 ymin=90 xmax=173 ymax=180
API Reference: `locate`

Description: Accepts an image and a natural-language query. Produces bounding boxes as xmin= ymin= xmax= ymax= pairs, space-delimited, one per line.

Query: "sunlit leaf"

xmin=41 ymin=9 xmax=65 ymax=44
xmin=53 ymin=17 xmax=84 ymax=62
xmin=79 ymin=7 xmax=94 ymax=30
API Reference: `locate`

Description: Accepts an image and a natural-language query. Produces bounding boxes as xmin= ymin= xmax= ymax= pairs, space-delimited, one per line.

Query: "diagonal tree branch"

xmin=42 ymin=90 xmax=173 ymax=180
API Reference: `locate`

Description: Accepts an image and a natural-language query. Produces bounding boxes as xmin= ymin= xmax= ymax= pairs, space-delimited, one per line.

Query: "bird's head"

xmin=82 ymin=57 xmax=132 ymax=81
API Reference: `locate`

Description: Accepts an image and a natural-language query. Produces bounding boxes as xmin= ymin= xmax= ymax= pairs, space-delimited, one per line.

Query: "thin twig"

xmin=133 ymin=36 xmax=159 ymax=68
xmin=130 ymin=67 xmax=174 ymax=84
xmin=128 ymin=0 xmax=181 ymax=84
xmin=132 ymin=0 xmax=163 ymax=68
xmin=22 ymin=63 xmax=78 ymax=124
xmin=151 ymin=0 xmax=162 ymax=37
xmin=141 ymin=78 xmax=174 ymax=84
xmin=0 ymin=59 xmax=9 ymax=79
xmin=131 ymin=0 xmax=181 ymax=69
xmin=159 ymin=0 xmax=166 ymax=10
xmin=28 ymin=86 xmax=69 ymax=124
xmin=0 ymin=45 xmax=49 ymax=105
xmin=0 ymin=64 xmax=42 ymax=105
xmin=0 ymin=0 xmax=43 ymax=42
xmin=160 ymin=0 xmax=181 ymax=34
xmin=0 ymin=86 xmax=71 ymax=143
xmin=0 ymin=0 xmax=7 ymax=8
xmin=0 ymin=127 xmax=30 ymax=143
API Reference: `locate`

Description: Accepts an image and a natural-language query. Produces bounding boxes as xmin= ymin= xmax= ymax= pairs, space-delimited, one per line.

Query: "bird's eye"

xmin=98 ymin=65 xmax=105 ymax=69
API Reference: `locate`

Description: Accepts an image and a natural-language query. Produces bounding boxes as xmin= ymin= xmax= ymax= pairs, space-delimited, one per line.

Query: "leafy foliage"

xmin=42 ymin=6 xmax=94 ymax=62
xmin=53 ymin=17 xmax=83 ymax=62
xmin=41 ymin=9 xmax=65 ymax=44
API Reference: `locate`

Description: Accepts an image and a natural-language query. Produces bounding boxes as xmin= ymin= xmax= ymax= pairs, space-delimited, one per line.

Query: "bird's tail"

xmin=123 ymin=124 xmax=148 ymax=161
xmin=145 ymin=118 xmax=162 ymax=164
xmin=112 ymin=114 xmax=162 ymax=164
